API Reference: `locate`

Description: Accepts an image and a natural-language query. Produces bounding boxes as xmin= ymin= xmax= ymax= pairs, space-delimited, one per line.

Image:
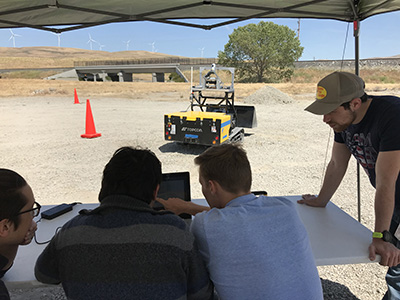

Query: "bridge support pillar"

xmin=152 ymin=72 xmax=165 ymax=82
xmin=99 ymin=71 xmax=108 ymax=82
xmin=117 ymin=71 xmax=133 ymax=82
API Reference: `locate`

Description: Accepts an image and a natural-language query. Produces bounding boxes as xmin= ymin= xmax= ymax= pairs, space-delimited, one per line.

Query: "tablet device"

xmin=155 ymin=171 xmax=192 ymax=219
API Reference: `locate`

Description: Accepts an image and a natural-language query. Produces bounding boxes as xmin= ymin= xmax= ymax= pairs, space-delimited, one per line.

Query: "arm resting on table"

xmin=299 ymin=142 xmax=351 ymax=207
xmin=156 ymin=197 xmax=210 ymax=216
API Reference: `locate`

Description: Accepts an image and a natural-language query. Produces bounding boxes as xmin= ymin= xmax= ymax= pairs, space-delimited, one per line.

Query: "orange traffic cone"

xmin=74 ymin=88 xmax=80 ymax=104
xmin=81 ymin=99 xmax=101 ymax=139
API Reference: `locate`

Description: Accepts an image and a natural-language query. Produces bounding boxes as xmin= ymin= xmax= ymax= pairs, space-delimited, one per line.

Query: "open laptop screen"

xmin=156 ymin=171 xmax=192 ymax=219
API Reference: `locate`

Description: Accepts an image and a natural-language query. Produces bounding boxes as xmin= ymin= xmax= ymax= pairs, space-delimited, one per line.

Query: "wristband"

xmin=373 ymin=230 xmax=397 ymax=245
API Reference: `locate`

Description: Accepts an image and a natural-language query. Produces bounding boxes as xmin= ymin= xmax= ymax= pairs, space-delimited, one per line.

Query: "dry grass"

xmin=0 ymin=47 xmax=185 ymax=69
xmin=2 ymin=79 xmax=398 ymax=100
xmin=291 ymin=68 xmax=400 ymax=84
xmin=0 ymin=47 xmax=399 ymax=98
xmin=0 ymin=79 xmax=266 ymax=99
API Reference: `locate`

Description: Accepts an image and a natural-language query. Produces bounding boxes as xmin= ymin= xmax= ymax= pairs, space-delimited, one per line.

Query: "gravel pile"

xmin=3 ymin=88 xmax=386 ymax=299
xmin=243 ymin=85 xmax=293 ymax=105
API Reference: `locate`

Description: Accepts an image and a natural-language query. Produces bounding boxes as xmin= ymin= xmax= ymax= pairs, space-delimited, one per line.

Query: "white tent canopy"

xmin=0 ymin=0 xmax=399 ymax=33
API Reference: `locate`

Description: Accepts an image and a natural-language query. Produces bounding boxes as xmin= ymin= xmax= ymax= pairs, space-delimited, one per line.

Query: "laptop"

xmin=154 ymin=171 xmax=192 ymax=219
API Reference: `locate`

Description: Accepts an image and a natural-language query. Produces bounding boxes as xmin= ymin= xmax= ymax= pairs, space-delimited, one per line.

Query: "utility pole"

xmin=297 ymin=18 xmax=300 ymax=39
xmin=297 ymin=18 xmax=301 ymax=61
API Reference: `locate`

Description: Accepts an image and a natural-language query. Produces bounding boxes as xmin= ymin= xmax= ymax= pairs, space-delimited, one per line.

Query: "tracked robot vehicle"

xmin=164 ymin=64 xmax=256 ymax=146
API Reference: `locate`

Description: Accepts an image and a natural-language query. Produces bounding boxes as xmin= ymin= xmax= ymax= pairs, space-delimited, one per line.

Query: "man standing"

xmin=299 ymin=71 xmax=400 ymax=299
xmin=160 ymin=143 xmax=323 ymax=300
xmin=35 ymin=147 xmax=214 ymax=300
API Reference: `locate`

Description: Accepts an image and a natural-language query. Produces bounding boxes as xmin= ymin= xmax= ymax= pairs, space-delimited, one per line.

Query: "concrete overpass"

xmin=74 ymin=63 xmax=188 ymax=82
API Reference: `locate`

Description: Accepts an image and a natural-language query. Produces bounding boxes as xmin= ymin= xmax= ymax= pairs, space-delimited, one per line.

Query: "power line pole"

xmin=297 ymin=18 xmax=301 ymax=61
xmin=297 ymin=18 xmax=301 ymax=39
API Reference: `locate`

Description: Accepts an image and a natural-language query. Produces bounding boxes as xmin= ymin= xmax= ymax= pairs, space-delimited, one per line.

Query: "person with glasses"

xmin=0 ymin=169 xmax=39 ymax=299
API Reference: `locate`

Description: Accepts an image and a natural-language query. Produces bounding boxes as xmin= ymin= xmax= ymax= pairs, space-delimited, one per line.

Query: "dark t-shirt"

xmin=335 ymin=95 xmax=400 ymax=209
xmin=0 ymin=281 xmax=9 ymax=300
xmin=0 ymin=254 xmax=10 ymax=300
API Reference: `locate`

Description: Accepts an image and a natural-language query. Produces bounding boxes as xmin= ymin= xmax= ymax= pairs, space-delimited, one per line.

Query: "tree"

xmin=218 ymin=21 xmax=303 ymax=83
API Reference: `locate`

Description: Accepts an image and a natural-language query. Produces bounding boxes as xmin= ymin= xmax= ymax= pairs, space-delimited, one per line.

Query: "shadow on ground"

xmin=321 ymin=278 xmax=360 ymax=300
xmin=159 ymin=142 xmax=208 ymax=155
xmin=159 ymin=136 xmax=254 ymax=154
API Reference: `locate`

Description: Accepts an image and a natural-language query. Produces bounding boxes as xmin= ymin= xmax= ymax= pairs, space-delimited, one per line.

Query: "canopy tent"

xmin=0 ymin=1 xmax=399 ymax=33
xmin=1 ymin=0 xmax=400 ymax=222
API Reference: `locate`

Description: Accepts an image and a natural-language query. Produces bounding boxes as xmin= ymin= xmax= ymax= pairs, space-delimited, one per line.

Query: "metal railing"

xmin=74 ymin=57 xmax=218 ymax=67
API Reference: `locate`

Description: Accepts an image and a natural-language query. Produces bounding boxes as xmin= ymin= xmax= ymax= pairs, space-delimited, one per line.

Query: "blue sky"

xmin=1 ymin=10 xmax=399 ymax=61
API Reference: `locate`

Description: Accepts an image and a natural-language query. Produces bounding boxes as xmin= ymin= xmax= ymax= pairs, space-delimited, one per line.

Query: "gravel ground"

xmin=1 ymin=86 xmax=389 ymax=299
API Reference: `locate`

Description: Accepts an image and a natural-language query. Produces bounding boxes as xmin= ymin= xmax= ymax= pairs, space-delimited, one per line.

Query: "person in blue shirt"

xmin=158 ymin=143 xmax=323 ymax=300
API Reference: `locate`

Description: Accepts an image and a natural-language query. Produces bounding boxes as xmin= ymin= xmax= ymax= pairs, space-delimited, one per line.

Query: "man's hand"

xmin=369 ymin=239 xmax=400 ymax=266
xmin=21 ymin=220 xmax=37 ymax=245
xmin=297 ymin=194 xmax=328 ymax=207
xmin=155 ymin=197 xmax=210 ymax=216
xmin=155 ymin=197 xmax=188 ymax=215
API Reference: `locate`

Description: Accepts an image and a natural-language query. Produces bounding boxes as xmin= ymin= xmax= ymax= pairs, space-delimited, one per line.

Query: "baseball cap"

xmin=305 ymin=71 xmax=365 ymax=115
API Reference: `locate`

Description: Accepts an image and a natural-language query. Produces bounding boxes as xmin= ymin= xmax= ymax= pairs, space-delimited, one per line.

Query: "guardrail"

xmin=75 ymin=57 xmax=400 ymax=70
xmin=74 ymin=57 xmax=218 ymax=67
xmin=294 ymin=57 xmax=400 ymax=70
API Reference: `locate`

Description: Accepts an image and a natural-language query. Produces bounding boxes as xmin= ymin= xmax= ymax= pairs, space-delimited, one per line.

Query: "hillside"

xmin=1 ymin=46 xmax=399 ymax=70
xmin=0 ymin=46 xmax=191 ymax=69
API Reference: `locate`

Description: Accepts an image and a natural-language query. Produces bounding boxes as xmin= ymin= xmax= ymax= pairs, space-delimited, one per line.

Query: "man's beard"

xmin=329 ymin=111 xmax=357 ymax=132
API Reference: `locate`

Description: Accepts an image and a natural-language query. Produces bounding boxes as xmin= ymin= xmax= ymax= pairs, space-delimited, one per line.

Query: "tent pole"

xmin=354 ymin=19 xmax=361 ymax=222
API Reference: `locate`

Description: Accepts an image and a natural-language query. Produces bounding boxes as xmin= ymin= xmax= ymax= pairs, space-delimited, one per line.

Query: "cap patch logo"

xmin=316 ymin=86 xmax=327 ymax=100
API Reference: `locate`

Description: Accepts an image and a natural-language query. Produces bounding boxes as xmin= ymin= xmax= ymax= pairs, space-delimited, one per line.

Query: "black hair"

xmin=0 ymin=169 xmax=28 ymax=229
xmin=98 ymin=147 xmax=162 ymax=204
xmin=341 ymin=93 xmax=368 ymax=110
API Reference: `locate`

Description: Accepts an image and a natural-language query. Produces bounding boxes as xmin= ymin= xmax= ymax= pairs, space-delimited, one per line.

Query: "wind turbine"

xmin=123 ymin=40 xmax=130 ymax=51
xmin=87 ymin=34 xmax=97 ymax=50
xmin=9 ymin=29 xmax=21 ymax=48
xmin=149 ymin=41 xmax=155 ymax=52
xmin=199 ymin=47 xmax=205 ymax=58
xmin=93 ymin=39 xmax=104 ymax=50
xmin=53 ymin=32 xmax=61 ymax=47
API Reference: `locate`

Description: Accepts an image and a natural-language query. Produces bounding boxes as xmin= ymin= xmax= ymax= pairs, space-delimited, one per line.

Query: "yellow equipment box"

xmin=164 ymin=111 xmax=231 ymax=145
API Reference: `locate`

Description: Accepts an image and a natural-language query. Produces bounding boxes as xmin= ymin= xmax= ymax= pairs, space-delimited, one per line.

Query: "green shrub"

xmin=168 ymin=72 xmax=185 ymax=82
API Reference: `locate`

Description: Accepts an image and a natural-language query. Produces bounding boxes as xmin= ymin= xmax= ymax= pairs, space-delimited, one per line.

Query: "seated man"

xmin=158 ymin=143 xmax=323 ymax=300
xmin=35 ymin=147 xmax=214 ymax=300
xmin=0 ymin=169 xmax=38 ymax=300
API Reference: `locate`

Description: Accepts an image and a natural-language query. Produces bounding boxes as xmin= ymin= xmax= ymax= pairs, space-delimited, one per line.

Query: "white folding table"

xmin=3 ymin=196 xmax=378 ymax=289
